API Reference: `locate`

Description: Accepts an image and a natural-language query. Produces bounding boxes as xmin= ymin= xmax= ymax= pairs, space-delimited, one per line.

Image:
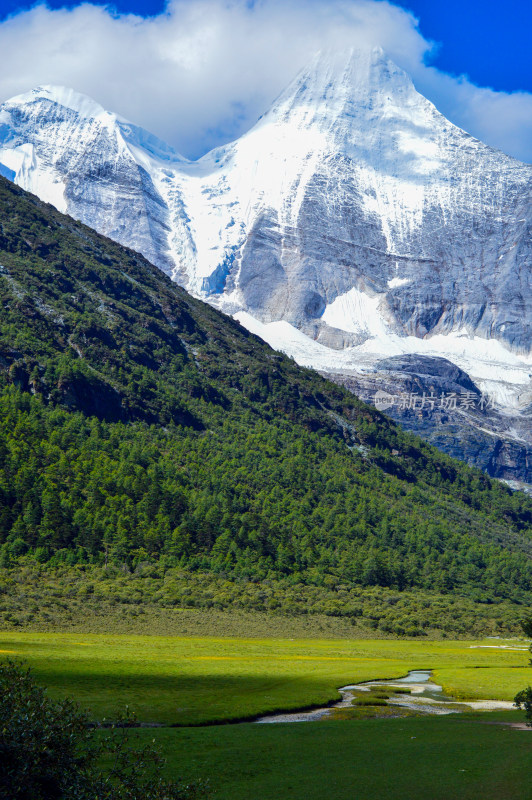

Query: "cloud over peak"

xmin=0 ymin=0 xmax=530 ymax=162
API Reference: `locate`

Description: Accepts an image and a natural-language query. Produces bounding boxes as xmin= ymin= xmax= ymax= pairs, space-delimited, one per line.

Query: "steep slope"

xmin=0 ymin=49 xmax=531 ymax=484
xmin=1 ymin=176 xmax=532 ymax=615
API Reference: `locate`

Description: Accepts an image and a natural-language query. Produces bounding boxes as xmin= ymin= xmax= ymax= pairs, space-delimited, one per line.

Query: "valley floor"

xmin=2 ymin=628 xmax=531 ymax=798
xmin=127 ymin=715 xmax=532 ymax=800
xmin=1 ymin=630 xmax=530 ymax=725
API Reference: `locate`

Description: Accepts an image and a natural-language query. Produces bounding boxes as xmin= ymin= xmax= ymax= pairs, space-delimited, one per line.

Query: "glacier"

xmin=0 ymin=47 xmax=531 ymax=484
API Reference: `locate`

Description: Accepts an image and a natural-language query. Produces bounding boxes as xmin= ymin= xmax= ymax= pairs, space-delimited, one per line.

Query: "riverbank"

xmin=255 ymin=669 xmax=517 ymax=723
xmin=1 ymin=631 xmax=529 ymax=726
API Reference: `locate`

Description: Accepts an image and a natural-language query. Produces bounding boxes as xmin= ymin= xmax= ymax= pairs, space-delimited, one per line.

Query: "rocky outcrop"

xmin=323 ymin=355 xmax=532 ymax=491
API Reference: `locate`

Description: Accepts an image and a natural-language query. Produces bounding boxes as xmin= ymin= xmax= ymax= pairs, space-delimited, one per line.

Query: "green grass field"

xmin=1 ymin=631 xmax=530 ymax=725
xmin=103 ymin=716 xmax=532 ymax=800
xmin=4 ymin=630 xmax=532 ymax=798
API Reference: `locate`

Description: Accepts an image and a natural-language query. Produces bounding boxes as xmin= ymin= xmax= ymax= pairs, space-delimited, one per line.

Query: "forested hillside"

xmin=1 ymin=175 xmax=532 ymax=613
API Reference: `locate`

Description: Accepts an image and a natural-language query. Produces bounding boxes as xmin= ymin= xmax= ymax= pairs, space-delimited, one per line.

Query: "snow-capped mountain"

xmin=0 ymin=84 xmax=186 ymax=274
xmin=1 ymin=47 xmax=531 ymax=483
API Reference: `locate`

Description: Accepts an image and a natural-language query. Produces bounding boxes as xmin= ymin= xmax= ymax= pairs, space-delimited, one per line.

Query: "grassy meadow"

xmin=1 ymin=631 xmax=531 ymax=725
xmin=3 ymin=629 xmax=532 ymax=798
xmin=121 ymin=717 xmax=532 ymax=800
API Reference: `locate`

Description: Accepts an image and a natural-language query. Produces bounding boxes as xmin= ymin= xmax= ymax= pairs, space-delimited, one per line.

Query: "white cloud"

xmin=0 ymin=0 xmax=531 ymax=162
xmin=410 ymin=66 xmax=532 ymax=164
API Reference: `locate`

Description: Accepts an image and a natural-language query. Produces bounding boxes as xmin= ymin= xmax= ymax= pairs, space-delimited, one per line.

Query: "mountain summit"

xmin=198 ymin=47 xmax=531 ymax=359
xmin=259 ymin=46 xmax=447 ymax=150
xmin=0 ymin=47 xmax=531 ymax=482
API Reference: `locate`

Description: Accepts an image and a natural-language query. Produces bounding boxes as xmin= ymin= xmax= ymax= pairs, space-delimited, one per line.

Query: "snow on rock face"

xmin=0 ymin=85 xmax=186 ymax=273
xmin=213 ymin=48 xmax=532 ymax=354
xmin=0 ymin=49 xmax=531 ymax=411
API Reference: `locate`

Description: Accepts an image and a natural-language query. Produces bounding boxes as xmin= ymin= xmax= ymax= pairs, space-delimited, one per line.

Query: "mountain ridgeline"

xmin=0 ymin=176 xmax=532 ymax=612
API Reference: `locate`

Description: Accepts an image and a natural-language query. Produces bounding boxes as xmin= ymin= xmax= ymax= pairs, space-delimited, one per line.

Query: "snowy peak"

xmin=0 ymin=83 xmax=187 ymax=272
xmin=7 ymin=85 xmax=110 ymax=121
xmin=1 ymin=84 xmax=187 ymax=165
xmin=268 ymin=47 xmax=416 ymax=118
xmin=195 ymin=47 xmax=532 ymax=389
xmin=258 ymin=47 xmax=443 ymax=145
xmin=240 ymin=45 xmax=522 ymax=191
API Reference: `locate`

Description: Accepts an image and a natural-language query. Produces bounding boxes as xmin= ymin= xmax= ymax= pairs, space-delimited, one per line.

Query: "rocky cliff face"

xmin=1 ymin=49 xmax=531 ymax=487
xmin=322 ymin=355 xmax=532 ymax=492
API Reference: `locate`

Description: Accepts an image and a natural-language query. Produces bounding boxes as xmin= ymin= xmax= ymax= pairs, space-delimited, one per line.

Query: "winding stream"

xmin=255 ymin=669 xmax=514 ymax=724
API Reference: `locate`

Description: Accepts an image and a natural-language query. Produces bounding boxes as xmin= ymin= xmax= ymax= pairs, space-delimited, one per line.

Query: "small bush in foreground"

xmin=0 ymin=660 xmax=206 ymax=800
xmin=514 ymin=617 xmax=532 ymax=727
xmin=513 ymin=686 xmax=532 ymax=726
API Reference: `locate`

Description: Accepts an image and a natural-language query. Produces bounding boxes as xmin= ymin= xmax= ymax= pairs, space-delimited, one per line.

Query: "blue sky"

xmin=0 ymin=0 xmax=166 ymax=15
xmin=0 ymin=0 xmax=530 ymax=161
xmin=394 ymin=0 xmax=531 ymax=93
